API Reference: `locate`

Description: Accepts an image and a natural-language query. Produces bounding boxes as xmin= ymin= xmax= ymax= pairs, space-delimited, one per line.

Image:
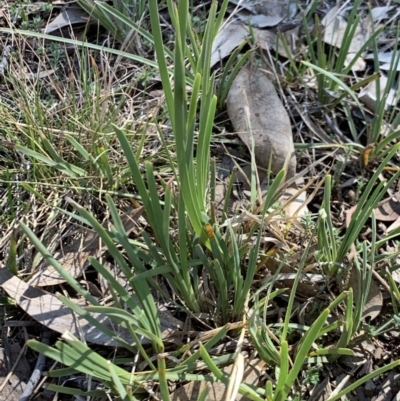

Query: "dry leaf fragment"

xmin=371 ymin=6 xmax=393 ymax=22
xmin=388 ymin=217 xmax=400 ymax=233
xmin=248 ymin=14 xmax=285 ymax=28
xmin=344 ymin=54 xmax=366 ymax=72
xmin=280 ymin=185 xmax=308 ymax=218
xmin=171 ymin=360 xmax=262 ymax=401
xmin=211 ymin=20 xmax=249 ymax=68
xmin=348 ymin=268 xmax=382 ymax=321
xmin=29 ymin=207 xmax=142 ymax=287
xmin=321 ymin=6 xmax=372 ymax=71
xmin=253 ymin=27 xmax=295 ymax=58
xmin=0 ymin=268 xmax=181 ymax=346
xmin=44 ymin=6 xmax=89 ymax=33
xmin=211 ymin=18 xmax=295 ymax=68
xmin=227 ymin=64 xmax=296 ymax=179
xmin=236 ymin=12 xmax=285 ymax=28
xmin=0 ymin=269 xmax=133 ymax=346
xmin=374 ymin=192 xmax=400 ymax=222
xmin=264 ymin=251 xmax=319 ymax=297
xmin=360 ymin=279 xmax=382 ymax=321
xmin=391 ymin=266 xmax=400 ymax=284
xmin=322 ymin=6 xmax=372 ymax=53
xmin=365 ymin=51 xmax=400 ymax=71
xmin=366 ymin=51 xmax=398 ymax=64
xmin=379 ymin=62 xmax=400 ymax=72
xmin=28 ymin=229 xmax=101 ymax=287
xmin=345 ymin=204 xmax=357 ymax=228
xmin=229 ymin=0 xmax=292 ymax=24
xmin=359 ymin=75 xmax=397 ymax=112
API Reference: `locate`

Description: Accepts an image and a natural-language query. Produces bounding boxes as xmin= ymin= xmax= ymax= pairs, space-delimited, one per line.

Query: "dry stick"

xmin=0 ymin=342 xmax=28 ymax=393
xmin=1 ymin=325 xmax=11 ymax=372
xmin=19 ymin=331 xmax=52 ymax=401
xmin=32 ymin=360 xmax=58 ymax=400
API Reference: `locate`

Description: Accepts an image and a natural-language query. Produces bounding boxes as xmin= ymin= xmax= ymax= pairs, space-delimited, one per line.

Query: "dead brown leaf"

xmin=28 ymin=207 xmax=143 ymax=287
xmin=211 ymin=20 xmax=249 ymax=68
xmin=264 ymin=251 xmax=319 ymax=297
xmin=279 ymin=185 xmax=309 ymax=218
xmin=227 ymin=64 xmax=296 ymax=179
xmin=211 ymin=18 xmax=296 ymax=68
xmin=171 ymin=359 xmax=263 ymax=401
xmin=28 ymin=229 xmax=101 ymax=287
xmin=322 ymin=6 xmax=372 ymax=53
xmin=362 ymin=279 xmax=383 ymax=321
xmin=359 ymin=75 xmax=397 ymax=112
xmin=230 ymin=0 xmax=292 ymax=27
xmin=374 ymin=192 xmax=400 ymax=221
xmin=388 ymin=217 xmax=400 ymax=233
xmin=0 ymin=268 xmax=181 ymax=346
xmin=348 ymin=268 xmax=383 ymax=321
xmin=0 ymin=269 xmax=132 ymax=345
xmin=235 ymin=11 xmax=285 ymax=28
xmin=371 ymin=6 xmax=393 ymax=22
xmin=254 ymin=28 xmax=295 ymax=58
xmin=365 ymin=51 xmax=400 ymax=71
xmin=321 ymin=6 xmax=373 ymax=71
xmin=390 ymin=265 xmax=400 ymax=284
xmin=44 ymin=5 xmax=90 ymax=34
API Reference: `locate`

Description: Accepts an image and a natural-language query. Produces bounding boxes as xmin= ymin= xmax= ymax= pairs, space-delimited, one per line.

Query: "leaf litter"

xmin=359 ymin=74 xmax=397 ymax=112
xmin=211 ymin=19 xmax=293 ymax=68
xmin=228 ymin=0 xmax=296 ymax=26
xmin=374 ymin=192 xmax=400 ymax=222
xmin=321 ymin=6 xmax=372 ymax=53
xmin=28 ymin=206 xmax=143 ymax=287
xmin=227 ymin=63 xmax=296 ymax=179
xmin=211 ymin=0 xmax=300 ymax=67
xmin=211 ymin=20 xmax=249 ymax=68
xmin=0 ymin=268 xmax=182 ymax=346
xmin=0 ymin=268 xmax=131 ymax=346
xmin=348 ymin=268 xmax=383 ymax=322
xmin=321 ymin=5 xmax=373 ymax=71
xmin=43 ymin=4 xmax=90 ymax=34
xmin=365 ymin=51 xmax=400 ymax=72
xmin=171 ymin=359 xmax=264 ymax=401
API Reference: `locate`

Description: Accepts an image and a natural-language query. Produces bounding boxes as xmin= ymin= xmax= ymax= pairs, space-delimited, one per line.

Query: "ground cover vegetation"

xmin=1 ymin=0 xmax=400 ymax=400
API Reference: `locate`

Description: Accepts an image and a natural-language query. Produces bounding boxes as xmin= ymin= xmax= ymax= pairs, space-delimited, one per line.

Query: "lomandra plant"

xmin=19 ymin=0 xmax=278 ymax=398
xmin=244 ymin=154 xmax=400 ymax=401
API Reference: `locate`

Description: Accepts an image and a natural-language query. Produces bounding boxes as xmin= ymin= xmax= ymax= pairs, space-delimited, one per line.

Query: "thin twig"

xmin=0 ymin=342 xmax=28 ymax=393
xmin=19 ymin=331 xmax=52 ymax=401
